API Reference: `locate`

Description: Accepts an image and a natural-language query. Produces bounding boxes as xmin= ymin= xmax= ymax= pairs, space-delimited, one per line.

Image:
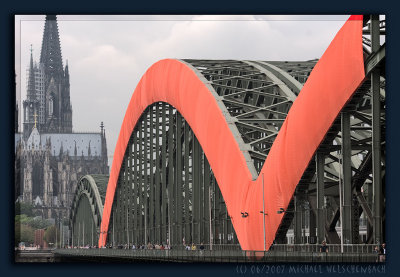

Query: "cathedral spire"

xmin=40 ymin=15 xmax=64 ymax=86
xmin=100 ymin=122 xmax=108 ymax=172
xmin=23 ymin=45 xmax=40 ymax=138
xmin=88 ymin=140 xmax=91 ymax=156
xmin=27 ymin=45 xmax=36 ymax=100
xmin=39 ymin=15 xmax=73 ymax=133
xmin=64 ymin=59 xmax=69 ymax=80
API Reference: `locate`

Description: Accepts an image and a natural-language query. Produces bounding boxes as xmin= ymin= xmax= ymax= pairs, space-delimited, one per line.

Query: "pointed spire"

xmin=59 ymin=141 xmax=63 ymax=156
xmin=101 ymin=123 xmax=108 ymax=165
xmin=40 ymin=15 xmax=64 ymax=85
xmin=64 ymin=59 xmax=69 ymax=78
xmin=29 ymin=44 xmax=33 ymax=66
xmin=27 ymin=45 xmax=36 ymax=100
xmin=100 ymin=121 xmax=104 ymax=136
xmin=74 ymin=140 xmax=77 ymax=156
xmin=88 ymin=140 xmax=91 ymax=156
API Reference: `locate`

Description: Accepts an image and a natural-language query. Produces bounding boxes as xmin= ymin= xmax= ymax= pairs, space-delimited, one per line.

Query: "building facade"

xmin=15 ymin=15 xmax=109 ymax=223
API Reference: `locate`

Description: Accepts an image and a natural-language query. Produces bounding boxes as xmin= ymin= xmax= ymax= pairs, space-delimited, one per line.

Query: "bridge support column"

xmin=184 ymin=120 xmax=191 ymax=244
xmin=222 ymin=200 xmax=228 ymax=244
xmin=352 ymin=196 xmax=360 ymax=243
xmin=367 ymin=181 xmax=373 ymax=242
xmin=149 ymin=106 xmax=154 ymax=245
xmin=175 ymin=113 xmax=183 ymax=246
xmin=161 ymin=104 xmax=167 ymax=245
xmin=155 ymin=104 xmax=161 ymax=245
xmin=115 ymin=178 xmax=121 ymax=245
xmin=294 ymin=196 xmax=302 ymax=244
xmin=133 ymin=128 xmax=139 ymax=245
xmin=199 ymin=148 xmax=204 ymax=245
xmin=214 ymin=177 xmax=221 ymax=244
xmin=193 ymin=136 xmax=201 ymax=244
xmin=204 ymin=157 xmax=211 ymax=247
xmin=309 ymin=208 xmax=316 ymax=244
xmin=111 ymin=210 xmax=115 ymax=247
xmin=316 ymin=151 xmax=326 ymax=244
xmin=146 ymin=107 xmax=151 ymax=245
xmin=371 ymin=14 xmax=383 ymax=245
xmin=341 ymin=111 xmax=352 ymax=244
xmin=122 ymin=153 xmax=128 ymax=245
xmin=167 ymin=105 xmax=174 ymax=247
xmin=128 ymin=137 xmax=133 ymax=247
xmin=139 ymin=118 xmax=144 ymax=245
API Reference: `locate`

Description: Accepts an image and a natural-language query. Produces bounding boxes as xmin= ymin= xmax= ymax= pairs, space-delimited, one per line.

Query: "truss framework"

xmin=70 ymin=174 xmax=108 ymax=247
xmin=97 ymin=15 xmax=385 ymax=249
xmin=108 ymin=103 xmax=236 ymax=247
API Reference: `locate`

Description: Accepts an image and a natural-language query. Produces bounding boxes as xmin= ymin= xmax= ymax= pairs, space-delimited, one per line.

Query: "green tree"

xmin=43 ymin=225 xmax=59 ymax=246
xmin=15 ymin=223 xmax=34 ymax=246
xmin=15 ymin=214 xmax=33 ymax=225
xmin=29 ymin=217 xmax=53 ymax=229
xmin=15 ymin=214 xmax=53 ymax=230
xmin=15 ymin=202 xmax=34 ymax=217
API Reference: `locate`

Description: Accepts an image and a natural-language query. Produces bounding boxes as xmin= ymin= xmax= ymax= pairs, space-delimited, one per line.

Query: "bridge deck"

xmin=54 ymin=247 xmax=381 ymax=263
xmin=15 ymin=250 xmax=54 ymax=262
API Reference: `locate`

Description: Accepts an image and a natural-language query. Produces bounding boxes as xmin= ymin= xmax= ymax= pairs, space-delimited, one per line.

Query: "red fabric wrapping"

xmin=244 ymin=15 xmax=365 ymax=250
xmin=99 ymin=15 xmax=364 ymax=250
xmin=98 ymin=58 xmax=254 ymax=248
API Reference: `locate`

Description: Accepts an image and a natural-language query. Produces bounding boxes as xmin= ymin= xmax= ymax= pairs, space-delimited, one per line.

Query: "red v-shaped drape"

xmin=99 ymin=15 xmax=364 ymax=251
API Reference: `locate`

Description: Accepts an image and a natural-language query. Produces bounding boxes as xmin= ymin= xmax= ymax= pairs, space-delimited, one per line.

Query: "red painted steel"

xmin=99 ymin=15 xmax=364 ymax=250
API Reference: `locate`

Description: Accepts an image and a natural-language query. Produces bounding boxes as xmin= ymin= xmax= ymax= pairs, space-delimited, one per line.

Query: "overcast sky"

xmin=15 ymin=14 xmax=351 ymax=168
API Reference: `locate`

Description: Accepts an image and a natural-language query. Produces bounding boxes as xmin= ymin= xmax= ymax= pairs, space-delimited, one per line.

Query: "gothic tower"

xmin=17 ymin=15 xmax=109 ymax=222
xmin=40 ymin=15 xmax=72 ymax=133
xmin=22 ymin=48 xmax=40 ymax=139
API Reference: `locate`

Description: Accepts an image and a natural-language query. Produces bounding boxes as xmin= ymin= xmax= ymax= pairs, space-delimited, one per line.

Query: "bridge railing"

xmin=269 ymin=244 xmax=379 ymax=254
xmin=171 ymin=244 xmax=241 ymax=251
xmin=170 ymin=243 xmax=378 ymax=253
xmin=54 ymin=246 xmax=382 ymax=263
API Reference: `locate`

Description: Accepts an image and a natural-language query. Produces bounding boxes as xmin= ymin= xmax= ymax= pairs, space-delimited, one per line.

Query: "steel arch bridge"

xmin=94 ymin=15 xmax=385 ymax=251
xmin=70 ymin=174 xmax=108 ymax=247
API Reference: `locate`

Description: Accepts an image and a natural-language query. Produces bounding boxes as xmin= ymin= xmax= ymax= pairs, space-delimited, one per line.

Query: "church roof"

xmin=21 ymin=128 xmax=103 ymax=157
xmin=26 ymin=127 xmax=41 ymax=148
xmin=42 ymin=133 xmax=103 ymax=157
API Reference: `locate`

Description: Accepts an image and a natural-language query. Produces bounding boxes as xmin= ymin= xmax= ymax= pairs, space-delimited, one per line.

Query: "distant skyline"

xmin=15 ymin=15 xmax=351 ymax=168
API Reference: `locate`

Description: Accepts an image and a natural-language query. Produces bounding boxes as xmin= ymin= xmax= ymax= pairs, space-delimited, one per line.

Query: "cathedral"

xmin=15 ymin=15 xmax=109 ymax=221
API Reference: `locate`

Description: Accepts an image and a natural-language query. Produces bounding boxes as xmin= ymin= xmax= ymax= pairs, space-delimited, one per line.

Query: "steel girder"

xmin=104 ymin=17 xmax=385 ymax=249
xmin=70 ymin=174 xmax=108 ymax=247
xmin=183 ymin=59 xmax=303 ymax=176
xmin=108 ymin=103 xmax=236 ymax=248
xmin=273 ymin=17 xmax=385 ymax=245
xmin=107 ymin=58 xmax=315 ymax=248
xmin=106 ymin=52 xmax=385 ymax=248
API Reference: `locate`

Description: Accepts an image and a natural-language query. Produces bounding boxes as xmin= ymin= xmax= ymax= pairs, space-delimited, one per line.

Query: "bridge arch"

xmin=70 ymin=174 xmax=108 ymax=247
xmin=100 ymin=17 xmax=371 ymax=250
xmin=100 ymin=57 xmax=303 ymax=250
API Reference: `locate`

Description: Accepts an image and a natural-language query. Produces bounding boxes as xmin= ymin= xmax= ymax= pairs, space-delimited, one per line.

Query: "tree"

xmin=15 ymin=223 xmax=34 ymax=246
xmin=15 ymin=202 xmax=34 ymax=217
xmin=29 ymin=217 xmax=53 ymax=229
xmin=15 ymin=214 xmax=53 ymax=230
xmin=43 ymin=225 xmax=58 ymax=246
xmin=15 ymin=214 xmax=32 ymax=225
